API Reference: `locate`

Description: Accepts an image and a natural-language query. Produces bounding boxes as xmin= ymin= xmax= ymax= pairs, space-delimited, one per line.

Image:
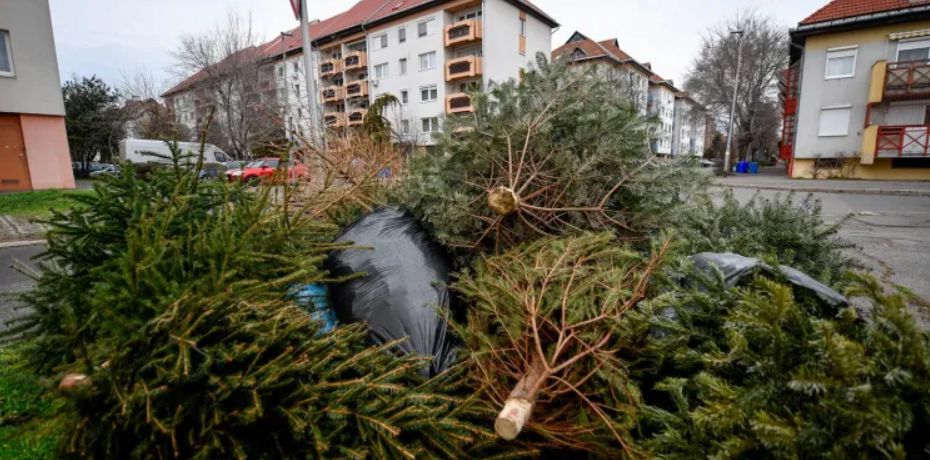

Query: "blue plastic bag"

xmin=289 ymin=283 xmax=338 ymax=334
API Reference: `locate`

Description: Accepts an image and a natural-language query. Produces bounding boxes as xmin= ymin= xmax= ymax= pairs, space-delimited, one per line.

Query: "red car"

xmin=226 ymin=158 xmax=307 ymax=184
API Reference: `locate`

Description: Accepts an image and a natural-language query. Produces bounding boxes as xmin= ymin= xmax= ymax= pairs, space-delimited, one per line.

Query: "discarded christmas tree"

xmin=453 ymin=233 xmax=671 ymax=456
xmin=398 ymin=54 xmax=706 ymax=254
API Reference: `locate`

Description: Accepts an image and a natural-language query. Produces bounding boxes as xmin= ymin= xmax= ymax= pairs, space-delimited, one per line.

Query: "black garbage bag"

xmin=325 ymin=206 xmax=457 ymax=376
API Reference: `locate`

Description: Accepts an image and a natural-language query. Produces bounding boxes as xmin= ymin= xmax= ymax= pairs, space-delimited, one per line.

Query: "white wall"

xmin=482 ymin=0 xmax=552 ymax=86
xmin=0 ymin=0 xmax=66 ymax=116
xmin=650 ymin=84 xmax=676 ymax=155
xmin=367 ymin=11 xmax=446 ymax=145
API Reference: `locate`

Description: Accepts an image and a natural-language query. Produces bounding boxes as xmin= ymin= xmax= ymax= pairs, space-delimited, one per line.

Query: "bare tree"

xmin=685 ymin=11 xmax=787 ymax=163
xmin=172 ymin=11 xmax=284 ymax=158
xmin=120 ymin=68 xmax=168 ymax=102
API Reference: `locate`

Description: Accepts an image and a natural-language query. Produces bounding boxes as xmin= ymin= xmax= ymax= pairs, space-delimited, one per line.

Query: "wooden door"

xmin=0 ymin=114 xmax=31 ymax=192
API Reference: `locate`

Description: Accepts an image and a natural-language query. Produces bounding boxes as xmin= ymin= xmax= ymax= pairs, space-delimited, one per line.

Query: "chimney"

xmin=642 ymin=62 xmax=652 ymax=70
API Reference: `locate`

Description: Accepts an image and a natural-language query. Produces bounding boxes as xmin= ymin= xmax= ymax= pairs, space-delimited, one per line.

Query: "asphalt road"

xmin=0 ymin=244 xmax=43 ymax=333
xmin=727 ymin=188 xmax=930 ymax=315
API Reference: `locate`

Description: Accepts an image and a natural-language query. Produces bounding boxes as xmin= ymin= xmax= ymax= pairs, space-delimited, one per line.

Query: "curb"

xmin=717 ymin=183 xmax=930 ymax=197
xmin=0 ymin=240 xmax=46 ymax=249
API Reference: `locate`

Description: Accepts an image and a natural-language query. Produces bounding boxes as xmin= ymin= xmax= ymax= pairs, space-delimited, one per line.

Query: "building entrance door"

xmin=0 ymin=114 xmax=32 ymax=192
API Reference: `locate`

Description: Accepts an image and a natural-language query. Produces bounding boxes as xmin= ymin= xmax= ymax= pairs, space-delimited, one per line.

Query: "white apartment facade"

xmin=316 ymin=0 xmax=556 ymax=145
xmin=164 ymin=0 xmax=557 ymax=148
xmin=672 ymin=94 xmax=706 ymax=157
xmin=649 ymin=77 xmax=678 ymax=155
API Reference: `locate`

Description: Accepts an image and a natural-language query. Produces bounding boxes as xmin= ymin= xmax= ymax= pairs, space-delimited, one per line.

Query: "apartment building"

xmin=0 ymin=0 xmax=74 ymax=192
xmin=552 ymin=32 xmax=652 ymax=115
xmin=784 ymin=0 xmax=930 ymax=179
xmin=553 ymin=32 xmax=707 ymax=156
xmin=165 ymin=0 xmax=557 ymax=147
xmin=672 ymin=93 xmax=706 ymax=157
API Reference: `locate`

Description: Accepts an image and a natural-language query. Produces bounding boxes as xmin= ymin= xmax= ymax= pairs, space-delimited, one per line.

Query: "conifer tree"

xmin=398 ymin=54 xmax=706 ymax=255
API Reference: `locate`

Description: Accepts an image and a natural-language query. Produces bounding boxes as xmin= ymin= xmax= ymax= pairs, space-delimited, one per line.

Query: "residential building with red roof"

xmin=164 ymin=0 xmax=558 ymax=146
xmin=784 ymin=0 xmax=930 ymax=179
xmin=553 ymin=31 xmax=707 ymax=157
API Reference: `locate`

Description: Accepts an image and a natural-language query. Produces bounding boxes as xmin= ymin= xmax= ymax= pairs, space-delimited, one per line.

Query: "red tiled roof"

xmin=801 ymin=0 xmax=930 ymax=25
xmin=553 ymin=31 xmax=669 ymax=85
xmin=165 ymin=0 xmax=556 ymax=97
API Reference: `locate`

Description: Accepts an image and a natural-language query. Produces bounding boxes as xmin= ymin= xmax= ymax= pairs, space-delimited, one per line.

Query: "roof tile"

xmin=801 ymin=0 xmax=930 ymax=25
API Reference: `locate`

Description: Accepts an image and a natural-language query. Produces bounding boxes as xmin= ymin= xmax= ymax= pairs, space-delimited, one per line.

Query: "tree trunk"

xmin=495 ymin=356 xmax=548 ymax=440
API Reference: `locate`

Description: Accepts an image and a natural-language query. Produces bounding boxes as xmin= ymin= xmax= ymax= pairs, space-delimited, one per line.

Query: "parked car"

xmin=89 ymin=164 xmax=120 ymax=178
xmin=198 ymin=163 xmax=227 ymax=180
xmin=226 ymin=158 xmax=307 ymax=184
xmin=119 ymin=139 xmax=231 ymax=165
xmin=223 ymin=160 xmax=248 ymax=171
xmin=699 ymin=159 xmax=716 ymax=168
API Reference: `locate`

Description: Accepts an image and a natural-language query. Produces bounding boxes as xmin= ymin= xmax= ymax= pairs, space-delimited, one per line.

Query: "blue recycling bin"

xmin=748 ymin=162 xmax=760 ymax=174
xmin=736 ymin=161 xmax=748 ymax=174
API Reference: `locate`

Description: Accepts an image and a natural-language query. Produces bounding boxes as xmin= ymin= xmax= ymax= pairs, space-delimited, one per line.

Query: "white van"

xmin=118 ymin=139 xmax=231 ymax=165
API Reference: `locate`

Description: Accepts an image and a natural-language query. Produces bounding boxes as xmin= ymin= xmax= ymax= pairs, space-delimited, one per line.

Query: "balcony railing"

xmin=445 ymin=19 xmax=482 ymax=47
xmin=347 ymin=109 xmax=367 ymax=127
xmin=446 ymin=55 xmax=483 ymax=82
xmin=884 ymin=61 xmax=930 ymax=100
xmin=321 ymin=87 xmax=345 ymax=103
xmin=876 ymin=125 xmax=930 ymax=158
xmin=344 ymin=52 xmax=367 ymax=72
xmin=324 ymin=112 xmax=347 ymax=128
xmin=321 ymin=59 xmax=343 ymax=78
xmin=345 ymin=81 xmax=369 ymax=99
xmin=446 ymin=93 xmax=474 ymax=114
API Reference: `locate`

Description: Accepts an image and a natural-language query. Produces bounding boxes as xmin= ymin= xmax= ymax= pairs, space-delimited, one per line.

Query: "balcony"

xmin=446 ymin=93 xmax=474 ymax=114
xmin=347 ymin=109 xmax=367 ymax=127
xmin=321 ymin=59 xmax=343 ymax=78
xmin=446 ymin=55 xmax=483 ymax=82
xmin=321 ymin=87 xmax=345 ymax=103
xmin=872 ymin=60 xmax=930 ymax=102
xmin=324 ymin=112 xmax=347 ymax=128
xmin=344 ymin=52 xmax=367 ymax=72
xmin=345 ymin=81 xmax=369 ymax=99
xmin=875 ymin=125 xmax=930 ymax=158
xmin=445 ymin=19 xmax=482 ymax=47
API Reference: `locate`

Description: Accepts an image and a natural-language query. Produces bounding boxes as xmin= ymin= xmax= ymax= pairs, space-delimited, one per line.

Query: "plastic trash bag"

xmin=653 ymin=253 xmax=852 ymax=339
xmin=289 ymin=283 xmax=339 ymax=335
xmin=325 ymin=206 xmax=456 ymax=376
xmin=689 ymin=252 xmax=848 ymax=308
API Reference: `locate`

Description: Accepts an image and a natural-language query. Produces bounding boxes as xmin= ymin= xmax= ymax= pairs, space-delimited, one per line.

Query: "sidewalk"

xmin=0 ymin=215 xmax=47 ymax=245
xmin=716 ymin=167 xmax=930 ymax=197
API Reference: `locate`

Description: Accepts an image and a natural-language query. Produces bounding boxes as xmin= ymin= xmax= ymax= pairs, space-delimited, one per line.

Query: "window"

xmin=297 ymin=108 xmax=303 ymax=118
xmin=294 ymin=84 xmax=300 ymax=97
xmin=374 ymin=63 xmax=389 ymax=79
xmin=419 ymin=51 xmax=437 ymax=70
xmin=420 ymin=85 xmax=438 ymax=102
xmin=0 ymin=30 xmax=14 ymax=76
xmin=422 ymin=117 xmax=440 ymax=133
xmin=818 ymin=105 xmax=852 ymax=137
xmin=520 ymin=17 xmax=527 ymax=36
xmin=398 ymin=27 xmax=407 ymax=43
xmin=825 ymin=46 xmax=857 ymax=79
xmin=418 ymin=18 xmax=435 ymax=37
xmin=278 ymin=66 xmax=284 ymax=77
xmin=458 ymin=10 xmax=482 ymax=21
xmin=372 ymin=34 xmax=388 ymax=50
xmin=399 ymin=58 xmax=408 ymax=75
xmin=293 ymin=62 xmax=299 ymax=73
xmin=400 ymin=90 xmax=409 ymax=104
xmin=897 ymin=38 xmax=930 ymax=63
xmin=401 ymin=119 xmax=410 ymax=133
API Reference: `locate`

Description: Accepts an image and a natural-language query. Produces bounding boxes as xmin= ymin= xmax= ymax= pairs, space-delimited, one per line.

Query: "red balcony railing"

xmin=885 ymin=61 xmax=930 ymax=100
xmin=876 ymin=125 xmax=930 ymax=157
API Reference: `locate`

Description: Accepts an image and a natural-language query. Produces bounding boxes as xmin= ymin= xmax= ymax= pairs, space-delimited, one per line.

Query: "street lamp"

xmin=723 ymin=29 xmax=745 ymax=176
xmin=280 ymin=31 xmax=293 ymax=140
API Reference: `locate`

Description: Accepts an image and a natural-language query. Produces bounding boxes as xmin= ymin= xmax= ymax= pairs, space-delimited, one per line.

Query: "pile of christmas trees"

xmin=3 ymin=56 xmax=929 ymax=459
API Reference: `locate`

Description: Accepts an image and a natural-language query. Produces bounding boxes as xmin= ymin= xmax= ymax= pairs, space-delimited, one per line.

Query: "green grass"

xmin=0 ymin=344 xmax=62 ymax=460
xmin=0 ymin=189 xmax=95 ymax=219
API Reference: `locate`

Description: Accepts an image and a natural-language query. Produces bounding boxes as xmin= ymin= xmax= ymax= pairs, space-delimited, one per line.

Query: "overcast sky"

xmin=48 ymin=0 xmax=820 ymax=92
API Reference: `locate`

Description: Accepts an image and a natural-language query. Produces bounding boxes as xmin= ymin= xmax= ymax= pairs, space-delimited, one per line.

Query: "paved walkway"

xmin=0 ymin=215 xmax=47 ymax=244
xmin=716 ymin=167 xmax=930 ymax=197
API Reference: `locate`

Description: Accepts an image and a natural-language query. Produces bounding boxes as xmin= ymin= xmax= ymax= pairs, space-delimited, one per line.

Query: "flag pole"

xmin=298 ymin=0 xmax=321 ymax=149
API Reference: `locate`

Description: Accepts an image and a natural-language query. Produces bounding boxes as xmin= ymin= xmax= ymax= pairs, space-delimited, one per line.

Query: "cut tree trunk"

xmin=495 ymin=357 xmax=548 ymax=440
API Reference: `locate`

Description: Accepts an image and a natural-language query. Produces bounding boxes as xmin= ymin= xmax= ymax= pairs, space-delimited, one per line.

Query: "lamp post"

xmin=298 ymin=0 xmax=322 ymax=149
xmin=723 ymin=29 xmax=745 ymax=176
xmin=280 ymin=31 xmax=293 ymax=140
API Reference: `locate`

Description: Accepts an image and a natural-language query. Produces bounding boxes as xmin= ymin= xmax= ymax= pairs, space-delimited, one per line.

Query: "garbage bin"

xmin=736 ymin=161 xmax=748 ymax=174
xmin=748 ymin=162 xmax=760 ymax=174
